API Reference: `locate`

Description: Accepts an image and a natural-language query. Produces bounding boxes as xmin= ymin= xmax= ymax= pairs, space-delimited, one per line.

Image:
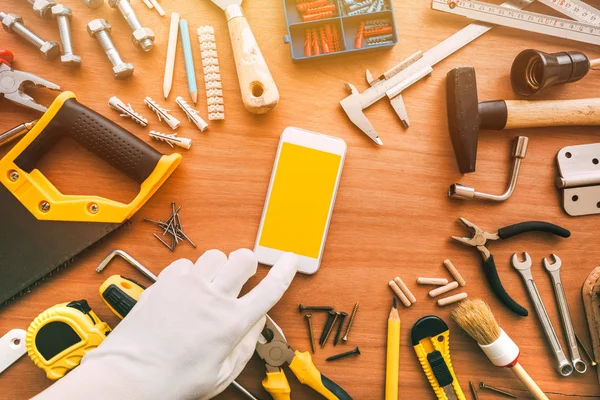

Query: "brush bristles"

xmin=451 ymin=299 xmax=501 ymax=345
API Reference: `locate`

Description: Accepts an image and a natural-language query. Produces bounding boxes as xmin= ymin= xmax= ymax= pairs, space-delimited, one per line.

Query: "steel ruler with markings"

xmin=432 ymin=0 xmax=600 ymax=45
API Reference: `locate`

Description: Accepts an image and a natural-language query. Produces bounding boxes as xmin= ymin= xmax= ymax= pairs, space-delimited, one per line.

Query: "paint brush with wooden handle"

xmin=451 ymin=299 xmax=549 ymax=400
xmin=209 ymin=0 xmax=279 ymax=114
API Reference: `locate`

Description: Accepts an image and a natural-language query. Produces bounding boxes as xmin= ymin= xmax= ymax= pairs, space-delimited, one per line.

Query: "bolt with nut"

xmin=52 ymin=5 xmax=81 ymax=66
xmin=87 ymin=19 xmax=134 ymax=79
xmin=28 ymin=0 xmax=57 ymax=19
xmin=1 ymin=12 xmax=60 ymax=60
xmin=82 ymin=0 xmax=104 ymax=9
xmin=108 ymin=0 xmax=155 ymax=52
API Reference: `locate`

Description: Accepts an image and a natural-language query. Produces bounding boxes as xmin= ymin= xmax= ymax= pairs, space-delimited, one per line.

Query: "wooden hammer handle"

xmin=505 ymin=98 xmax=600 ymax=129
xmin=225 ymin=4 xmax=279 ymax=114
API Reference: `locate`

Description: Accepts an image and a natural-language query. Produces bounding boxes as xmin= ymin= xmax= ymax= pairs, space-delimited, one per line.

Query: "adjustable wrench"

xmin=511 ymin=252 xmax=573 ymax=376
xmin=543 ymin=254 xmax=588 ymax=374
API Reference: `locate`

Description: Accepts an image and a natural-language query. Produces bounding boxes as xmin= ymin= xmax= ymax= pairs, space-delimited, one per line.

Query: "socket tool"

xmin=452 ymin=218 xmax=570 ymax=317
xmin=0 ymin=50 xmax=60 ymax=113
xmin=209 ymin=0 xmax=279 ymax=114
xmin=511 ymin=49 xmax=595 ymax=97
xmin=256 ymin=315 xmax=352 ymax=399
xmin=449 ymin=136 xmax=528 ymax=202
xmin=26 ymin=300 xmax=112 ymax=380
xmin=0 ymin=329 xmax=26 ymax=375
xmin=511 ymin=253 xmax=574 ymax=377
xmin=447 ymin=66 xmax=600 ymax=173
xmin=339 ymin=0 xmax=535 ymax=145
xmin=555 ymin=143 xmax=600 ymax=216
xmin=411 ymin=316 xmax=465 ymax=400
xmin=543 ymin=254 xmax=587 ymax=374
xmin=0 ymin=92 xmax=181 ymax=306
xmin=96 ymin=250 xmax=260 ymax=400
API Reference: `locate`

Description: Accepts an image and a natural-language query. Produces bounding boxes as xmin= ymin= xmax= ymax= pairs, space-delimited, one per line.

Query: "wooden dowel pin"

xmin=429 ymin=281 xmax=459 ymax=298
xmin=389 ymin=280 xmax=411 ymax=307
xmin=393 ymin=277 xmax=416 ymax=303
xmin=444 ymin=259 xmax=466 ymax=287
xmin=417 ymin=277 xmax=448 ymax=286
xmin=438 ymin=292 xmax=468 ymax=307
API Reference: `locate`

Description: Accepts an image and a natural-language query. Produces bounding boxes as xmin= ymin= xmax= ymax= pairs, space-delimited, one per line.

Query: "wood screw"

xmin=305 ymin=314 xmax=315 ymax=354
xmin=326 ymin=346 xmax=361 ymax=362
xmin=342 ymin=302 xmax=359 ymax=342
xmin=479 ymin=382 xmax=516 ymax=398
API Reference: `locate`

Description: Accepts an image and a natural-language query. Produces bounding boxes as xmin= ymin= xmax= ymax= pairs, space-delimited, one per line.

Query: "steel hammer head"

xmin=447 ymin=67 xmax=480 ymax=174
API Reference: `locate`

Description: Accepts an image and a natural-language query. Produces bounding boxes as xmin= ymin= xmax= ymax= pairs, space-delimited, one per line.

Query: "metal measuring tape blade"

xmin=432 ymin=0 xmax=600 ymax=46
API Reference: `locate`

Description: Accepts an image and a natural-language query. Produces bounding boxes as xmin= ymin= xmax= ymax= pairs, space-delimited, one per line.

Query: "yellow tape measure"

xmin=26 ymin=300 xmax=111 ymax=380
xmin=411 ymin=316 xmax=465 ymax=400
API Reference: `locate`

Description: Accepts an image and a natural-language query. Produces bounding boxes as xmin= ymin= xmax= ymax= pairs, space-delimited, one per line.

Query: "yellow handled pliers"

xmin=256 ymin=315 xmax=352 ymax=400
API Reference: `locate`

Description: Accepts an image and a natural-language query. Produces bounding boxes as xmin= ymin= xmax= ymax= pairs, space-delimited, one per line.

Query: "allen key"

xmin=449 ymin=136 xmax=528 ymax=202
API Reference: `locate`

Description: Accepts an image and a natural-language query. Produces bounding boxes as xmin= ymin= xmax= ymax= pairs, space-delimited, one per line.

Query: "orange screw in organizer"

xmin=305 ymin=4 xmax=336 ymax=15
xmin=332 ymin=24 xmax=340 ymax=52
xmin=311 ymin=28 xmax=321 ymax=55
xmin=297 ymin=0 xmax=327 ymax=12
xmin=325 ymin=24 xmax=334 ymax=52
xmin=304 ymin=29 xmax=312 ymax=57
xmin=303 ymin=11 xmax=334 ymax=21
xmin=319 ymin=27 xmax=330 ymax=53
xmin=364 ymin=26 xmax=394 ymax=37
xmin=355 ymin=21 xmax=365 ymax=49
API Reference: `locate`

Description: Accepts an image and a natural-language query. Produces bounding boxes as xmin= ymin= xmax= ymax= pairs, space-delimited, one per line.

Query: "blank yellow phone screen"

xmin=259 ymin=142 xmax=342 ymax=259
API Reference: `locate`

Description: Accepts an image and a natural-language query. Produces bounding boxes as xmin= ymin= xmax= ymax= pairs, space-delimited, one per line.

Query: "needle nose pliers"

xmin=256 ymin=315 xmax=352 ymax=400
xmin=452 ymin=217 xmax=570 ymax=317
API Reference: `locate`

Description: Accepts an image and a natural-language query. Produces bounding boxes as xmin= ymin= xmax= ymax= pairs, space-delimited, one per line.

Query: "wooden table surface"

xmin=1 ymin=0 xmax=600 ymax=398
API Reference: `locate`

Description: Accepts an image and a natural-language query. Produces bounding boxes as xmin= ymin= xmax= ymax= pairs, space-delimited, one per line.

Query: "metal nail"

xmin=479 ymin=382 xmax=517 ymax=399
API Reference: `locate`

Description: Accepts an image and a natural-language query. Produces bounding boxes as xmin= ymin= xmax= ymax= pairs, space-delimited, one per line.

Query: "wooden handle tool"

xmin=221 ymin=3 xmax=279 ymax=114
xmin=504 ymin=98 xmax=600 ymax=129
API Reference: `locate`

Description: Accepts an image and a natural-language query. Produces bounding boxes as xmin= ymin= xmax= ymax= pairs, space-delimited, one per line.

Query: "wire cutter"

xmin=0 ymin=50 xmax=60 ymax=113
xmin=452 ymin=217 xmax=570 ymax=317
xmin=256 ymin=315 xmax=352 ymax=400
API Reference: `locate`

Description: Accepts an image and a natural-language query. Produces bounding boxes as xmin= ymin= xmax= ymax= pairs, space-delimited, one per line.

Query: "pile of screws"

xmin=342 ymin=0 xmax=390 ymax=16
xmin=296 ymin=0 xmax=338 ymax=22
xmin=304 ymin=24 xmax=342 ymax=57
xmin=355 ymin=19 xmax=394 ymax=48
xmin=144 ymin=203 xmax=196 ymax=251
xmin=299 ymin=303 xmax=360 ymax=362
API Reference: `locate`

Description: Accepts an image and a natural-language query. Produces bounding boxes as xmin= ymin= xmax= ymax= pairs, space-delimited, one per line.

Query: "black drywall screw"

xmin=469 ymin=381 xmax=479 ymax=400
xmin=321 ymin=312 xmax=340 ymax=348
xmin=305 ymin=314 xmax=315 ymax=354
xmin=326 ymin=347 xmax=361 ymax=362
xmin=299 ymin=304 xmax=334 ymax=313
xmin=319 ymin=311 xmax=337 ymax=346
xmin=333 ymin=312 xmax=348 ymax=346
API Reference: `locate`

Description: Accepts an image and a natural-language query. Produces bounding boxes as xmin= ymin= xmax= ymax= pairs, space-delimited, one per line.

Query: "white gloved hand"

xmin=35 ymin=249 xmax=298 ymax=400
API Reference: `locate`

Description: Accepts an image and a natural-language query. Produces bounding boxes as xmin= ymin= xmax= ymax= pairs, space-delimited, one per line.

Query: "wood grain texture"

xmin=505 ymin=99 xmax=600 ymax=129
xmin=1 ymin=0 xmax=600 ymax=399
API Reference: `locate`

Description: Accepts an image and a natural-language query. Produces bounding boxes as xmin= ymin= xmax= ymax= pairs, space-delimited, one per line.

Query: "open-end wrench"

xmin=543 ymin=254 xmax=588 ymax=374
xmin=511 ymin=252 xmax=573 ymax=376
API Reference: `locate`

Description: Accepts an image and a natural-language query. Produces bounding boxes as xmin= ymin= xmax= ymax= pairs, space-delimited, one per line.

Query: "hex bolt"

xmin=108 ymin=0 xmax=154 ymax=52
xmin=319 ymin=310 xmax=336 ymax=346
xmin=333 ymin=312 xmax=348 ymax=346
xmin=82 ymin=0 xmax=104 ymax=8
xmin=342 ymin=302 xmax=359 ymax=342
xmin=87 ymin=19 xmax=134 ymax=80
xmin=0 ymin=12 xmax=59 ymax=60
xmin=28 ymin=0 xmax=57 ymax=19
xmin=304 ymin=314 xmax=315 ymax=354
xmin=326 ymin=346 xmax=361 ymax=362
xmin=52 ymin=5 xmax=81 ymax=66
xmin=298 ymin=304 xmax=334 ymax=313
xmin=479 ymin=382 xmax=517 ymax=398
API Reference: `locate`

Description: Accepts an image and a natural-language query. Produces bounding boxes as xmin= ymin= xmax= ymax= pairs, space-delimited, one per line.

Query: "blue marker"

xmin=179 ymin=19 xmax=198 ymax=105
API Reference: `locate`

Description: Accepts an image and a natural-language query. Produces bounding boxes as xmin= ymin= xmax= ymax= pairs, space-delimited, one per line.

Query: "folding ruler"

xmin=340 ymin=0 xmax=598 ymax=145
xmin=433 ymin=0 xmax=600 ymax=45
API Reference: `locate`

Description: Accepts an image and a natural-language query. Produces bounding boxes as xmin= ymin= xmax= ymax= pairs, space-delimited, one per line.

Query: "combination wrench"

xmin=511 ymin=252 xmax=574 ymax=376
xmin=543 ymin=254 xmax=588 ymax=374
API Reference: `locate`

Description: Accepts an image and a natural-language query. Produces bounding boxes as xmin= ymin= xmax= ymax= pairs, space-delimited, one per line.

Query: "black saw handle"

xmin=498 ymin=222 xmax=571 ymax=240
xmin=483 ymin=255 xmax=528 ymax=317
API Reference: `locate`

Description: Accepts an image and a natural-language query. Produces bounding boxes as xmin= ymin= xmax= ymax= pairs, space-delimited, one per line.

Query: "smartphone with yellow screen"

xmin=254 ymin=127 xmax=346 ymax=274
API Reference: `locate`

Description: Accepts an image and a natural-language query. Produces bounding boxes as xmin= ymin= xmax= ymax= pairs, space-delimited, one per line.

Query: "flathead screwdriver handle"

xmin=224 ymin=4 xmax=279 ymax=114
